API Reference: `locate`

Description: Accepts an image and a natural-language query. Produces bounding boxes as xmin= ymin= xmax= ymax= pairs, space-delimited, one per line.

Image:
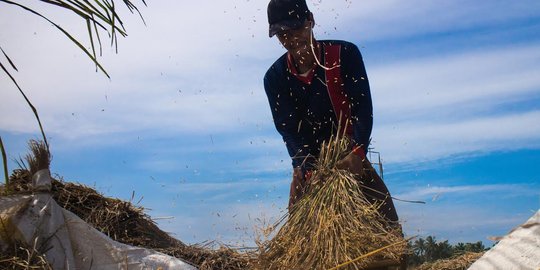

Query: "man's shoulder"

xmin=264 ymin=53 xmax=288 ymax=81
xmin=320 ymin=39 xmax=352 ymax=45
xmin=321 ymin=39 xmax=362 ymax=58
xmin=320 ymin=39 xmax=357 ymax=48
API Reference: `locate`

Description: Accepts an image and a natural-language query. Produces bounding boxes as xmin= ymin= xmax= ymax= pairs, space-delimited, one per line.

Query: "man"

xmin=263 ymin=0 xmax=399 ymax=223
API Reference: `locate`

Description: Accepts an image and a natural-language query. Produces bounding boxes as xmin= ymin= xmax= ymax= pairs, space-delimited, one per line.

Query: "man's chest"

xmin=285 ymin=72 xmax=337 ymax=124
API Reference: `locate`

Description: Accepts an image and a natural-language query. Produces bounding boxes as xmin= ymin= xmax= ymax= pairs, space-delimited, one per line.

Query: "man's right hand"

xmin=289 ymin=167 xmax=307 ymax=208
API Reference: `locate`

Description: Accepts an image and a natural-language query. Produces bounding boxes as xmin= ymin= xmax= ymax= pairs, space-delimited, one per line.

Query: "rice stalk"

xmin=330 ymin=236 xmax=413 ymax=270
xmin=0 ymin=216 xmax=53 ymax=270
xmin=24 ymin=140 xmax=51 ymax=176
xmin=0 ymin=244 xmax=53 ymax=270
xmin=257 ymin=136 xmax=406 ymax=270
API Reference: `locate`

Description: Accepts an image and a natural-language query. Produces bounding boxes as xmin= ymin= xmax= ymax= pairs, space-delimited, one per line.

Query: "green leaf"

xmin=0 ymin=135 xmax=8 ymax=189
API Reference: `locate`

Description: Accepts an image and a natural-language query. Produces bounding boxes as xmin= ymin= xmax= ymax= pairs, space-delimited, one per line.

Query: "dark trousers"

xmin=359 ymin=159 xmax=399 ymax=223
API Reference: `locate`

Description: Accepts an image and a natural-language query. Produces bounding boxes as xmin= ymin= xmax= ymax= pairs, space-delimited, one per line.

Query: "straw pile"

xmin=2 ymin=169 xmax=255 ymax=270
xmin=257 ymin=136 xmax=406 ymax=270
xmin=0 ymin=140 xmax=254 ymax=270
xmin=0 ymin=243 xmax=52 ymax=270
xmin=2 ymin=169 xmax=255 ymax=269
xmin=413 ymin=252 xmax=484 ymax=270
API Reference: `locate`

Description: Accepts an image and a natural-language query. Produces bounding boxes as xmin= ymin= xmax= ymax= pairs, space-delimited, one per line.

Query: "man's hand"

xmin=336 ymin=150 xmax=365 ymax=176
xmin=289 ymin=167 xmax=307 ymax=208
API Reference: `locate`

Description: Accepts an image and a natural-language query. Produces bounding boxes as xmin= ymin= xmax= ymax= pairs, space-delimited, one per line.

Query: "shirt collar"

xmin=287 ymin=52 xmax=317 ymax=85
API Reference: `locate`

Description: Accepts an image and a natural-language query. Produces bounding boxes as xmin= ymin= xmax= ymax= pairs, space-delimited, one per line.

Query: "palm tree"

xmin=414 ymin=238 xmax=426 ymax=257
xmin=465 ymin=241 xmax=486 ymax=252
xmin=424 ymin=235 xmax=437 ymax=262
xmin=0 ymin=0 xmax=145 ymax=187
xmin=454 ymin=242 xmax=467 ymax=254
xmin=410 ymin=237 xmax=427 ymax=265
xmin=434 ymin=240 xmax=453 ymax=260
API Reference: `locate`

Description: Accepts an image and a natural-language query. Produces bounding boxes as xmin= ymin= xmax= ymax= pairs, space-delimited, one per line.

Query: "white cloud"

xmin=398 ymin=203 xmax=533 ymax=243
xmin=0 ymin=1 xmax=274 ymax=138
xmin=370 ymin=44 xmax=540 ymax=117
xmin=395 ymin=182 xmax=539 ymax=242
xmin=315 ymin=0 xmax=540 ymax=41
xmin=374 ymin=110 xmax=540 ymax=163
xmin=366 ymin=43 xmax=540 ymax=163
xmin=3 ymin=1 xmax=539 ymax=146
xmin=164 ymin=177 xmax=288 ymax=197
xmin=5 ymin=40 xmax=540 ymax=167
xmin=395 ymin=183 xmax=538 ymax=201
xmin=150 ymin=200 xmax=287 ymax=245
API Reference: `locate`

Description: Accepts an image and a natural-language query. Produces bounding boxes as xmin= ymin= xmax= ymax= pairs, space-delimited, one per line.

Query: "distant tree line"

xmin=408 ymin=236 xmax=488 ymax=266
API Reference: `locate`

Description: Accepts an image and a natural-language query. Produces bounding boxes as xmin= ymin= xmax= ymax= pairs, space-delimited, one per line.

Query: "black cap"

xmin=267 ymin=0 xmax=310 ymax=37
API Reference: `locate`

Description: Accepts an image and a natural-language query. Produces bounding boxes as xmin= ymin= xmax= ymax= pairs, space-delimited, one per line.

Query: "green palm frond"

xmin=0 ymin=136 xmax=8 ymax=190
xmin=1 ymin=0 xmax=146 ymax=77
xmin=0 ymin=0 xmax=145 ymax=170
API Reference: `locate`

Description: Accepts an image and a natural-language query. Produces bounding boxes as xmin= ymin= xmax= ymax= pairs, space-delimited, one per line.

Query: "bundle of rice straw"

xmin=257 ymin=135 xmax=406 ymax=270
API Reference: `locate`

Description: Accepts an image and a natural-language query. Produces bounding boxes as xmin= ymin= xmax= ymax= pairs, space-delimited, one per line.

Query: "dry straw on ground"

xmin=413 ymin=252 xmax=484 ymax=270
xmin=0 ymin=243 xmax=52 ymax=270
xmin=256 ymin=135 xmax=406 ymax=270
xmin=0 ymin=140 xmax=254 ymax=270
xmin=1 ymin=169 xmax=255 ymax=270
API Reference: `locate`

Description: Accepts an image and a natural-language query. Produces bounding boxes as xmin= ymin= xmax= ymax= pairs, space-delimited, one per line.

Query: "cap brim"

xmin=269 ymin=19 xmax=305 ymax=37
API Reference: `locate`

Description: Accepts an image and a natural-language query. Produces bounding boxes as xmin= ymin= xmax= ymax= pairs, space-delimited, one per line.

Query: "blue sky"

xmin=1 ymin=0 xmax=539 ymax=247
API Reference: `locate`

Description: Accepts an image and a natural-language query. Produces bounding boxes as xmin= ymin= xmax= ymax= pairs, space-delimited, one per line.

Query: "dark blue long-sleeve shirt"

xmin=264 ymin=40 xmax=373 ymax=169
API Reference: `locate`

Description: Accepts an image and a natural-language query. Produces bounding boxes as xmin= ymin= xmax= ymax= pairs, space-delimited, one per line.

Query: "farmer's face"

xmin=276 ymin=20 xmax=312 ymax=53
